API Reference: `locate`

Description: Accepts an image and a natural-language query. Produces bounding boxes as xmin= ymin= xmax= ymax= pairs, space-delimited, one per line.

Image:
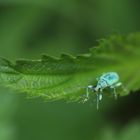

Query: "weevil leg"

xmin=96 ymin=90 xmax=103 ymax=110
xmin=99 ymin=93 xmax=103 ymax=101
xmin=110 ymin=86 xmax=117 ymax=99
xmin=110 ymin=82 xmax=122 ymax=99
xmin=96 ymin=93 xmax=99 ymax=110
xmin=116 ymin=82 xmax=128 ymax=93
xmin=82 ymin=85 xmax=93 ymax=103
xmin=115 ymin=82 xmax=122 ymax=87
xmin=121 ymin=84 xmax=128 ymax=93
xmin=86 ymin=85 xmax=93 ymax=98
xmin=113 ymin=88 xmax=117 ymax=100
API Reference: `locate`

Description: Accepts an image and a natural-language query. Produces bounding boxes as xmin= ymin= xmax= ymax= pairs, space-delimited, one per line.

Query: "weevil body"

xmin=86 ymin=72 xmax=122 ymax=109
xmin=94 ymin=72 xmax=120 ymax=91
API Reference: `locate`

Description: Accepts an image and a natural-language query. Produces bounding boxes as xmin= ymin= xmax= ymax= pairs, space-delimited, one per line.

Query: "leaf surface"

xmin=0 ymin=33 xmax=140 ymax=101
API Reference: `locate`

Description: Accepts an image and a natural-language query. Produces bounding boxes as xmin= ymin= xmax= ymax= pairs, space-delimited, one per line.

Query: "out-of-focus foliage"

xmin=0 ymin=88 xmax=17 ymax=140
xmin=0 ymin=33 xmax=140 ymax=101
xmin=0 ymin=0 xmax=140 ymax=140
xmin=98 ymin=121 xmax=140 ymax=140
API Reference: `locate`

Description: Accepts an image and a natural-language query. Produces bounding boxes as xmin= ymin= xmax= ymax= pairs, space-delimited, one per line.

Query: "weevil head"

xmin=93 ymin=85 xmax=100 ymax=92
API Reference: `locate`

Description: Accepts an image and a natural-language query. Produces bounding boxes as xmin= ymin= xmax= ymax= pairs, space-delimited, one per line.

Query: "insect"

xmin=85 ymin=72 xmax=122 ymax=109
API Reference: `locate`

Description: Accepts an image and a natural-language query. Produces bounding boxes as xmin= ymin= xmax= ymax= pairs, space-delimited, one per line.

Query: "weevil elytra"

xmin=86 ymin=72 xmax=122 ymax=109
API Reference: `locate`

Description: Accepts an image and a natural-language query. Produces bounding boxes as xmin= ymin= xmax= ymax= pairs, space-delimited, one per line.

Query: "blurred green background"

xmin=0 ymin=0 xmax=140 ymax=140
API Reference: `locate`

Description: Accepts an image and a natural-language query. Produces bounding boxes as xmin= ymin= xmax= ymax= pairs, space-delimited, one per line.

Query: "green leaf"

xmin=0 ymin=32 xmax=140 ymax=101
